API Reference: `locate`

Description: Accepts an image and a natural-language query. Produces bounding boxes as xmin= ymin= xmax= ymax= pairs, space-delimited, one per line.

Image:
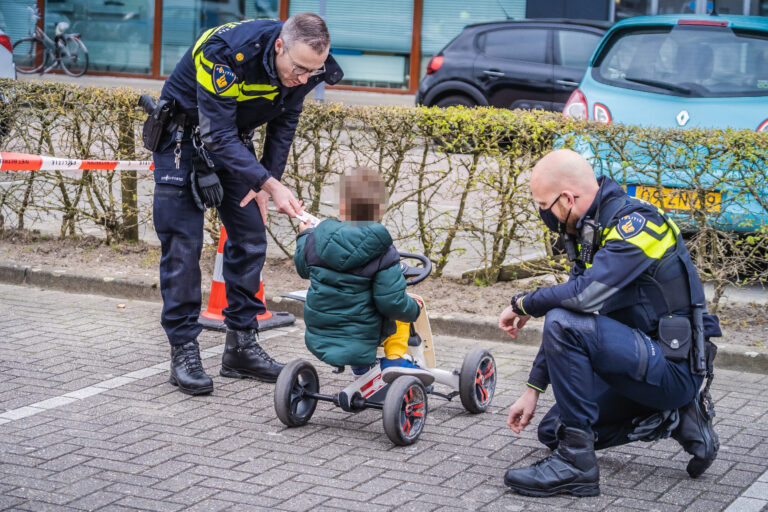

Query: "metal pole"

xmin=608 ymin=0 xmax=616 ymax=21
xmin=695 ymin=0 xmax=707 ymax=14
xmin=314 ymin=0 xmax=326 ymax=102
xmin=650 ymin=0 xmax=659 ymax=15
xmin=743 ymin=0 xmax=751 ymax=15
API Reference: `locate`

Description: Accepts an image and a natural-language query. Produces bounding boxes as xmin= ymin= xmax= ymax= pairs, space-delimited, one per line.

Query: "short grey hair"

xmin=280 ymin=13 xmax=330 ymax=54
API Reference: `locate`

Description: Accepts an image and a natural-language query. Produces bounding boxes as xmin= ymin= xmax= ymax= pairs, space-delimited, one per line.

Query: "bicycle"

xmin=12 ymin=6 xmax=88 ymax=77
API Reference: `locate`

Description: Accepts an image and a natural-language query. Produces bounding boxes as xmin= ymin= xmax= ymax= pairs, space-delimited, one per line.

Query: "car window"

xmin=480 ymin=28 xmax=549 ymax=63
xmin=556 ymin=30 xmax=602 ymax=67
xmin=594 ymin=25 xmax=768 ymax=97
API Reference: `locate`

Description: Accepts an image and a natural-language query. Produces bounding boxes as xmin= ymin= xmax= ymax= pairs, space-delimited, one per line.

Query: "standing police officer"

xmin=151 ymin=13 xmax=342 ymax=395
xmin=499 ymin=149 xmax=719 ymax=497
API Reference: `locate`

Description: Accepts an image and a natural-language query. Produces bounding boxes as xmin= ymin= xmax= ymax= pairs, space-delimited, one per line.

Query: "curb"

xmin=2 ymin=263 xmax=766 ymax=375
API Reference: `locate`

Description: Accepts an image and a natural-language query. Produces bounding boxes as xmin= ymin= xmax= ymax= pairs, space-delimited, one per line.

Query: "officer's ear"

xmin=274 ymin=38 xmax=285 ymax=55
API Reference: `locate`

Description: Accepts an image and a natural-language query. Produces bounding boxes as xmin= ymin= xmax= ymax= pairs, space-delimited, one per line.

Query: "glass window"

xmin=162 ymin=0 xmax=278 ymax=76
xmin=420 ymin=0 xmax=525 ymax=77
xmin=482 ymin=28 xmax=548 ymax=63
xmin=290 ymin=0 xmax=413 ymax=89
xmin=751 ymin=0 xmax=768 ymax=15
xmin=615 ymin=0 xmax=650 ymax=19
xmin=595 ymin=26 xmax=768 ymax=97
xmin=556 ymin=30 xmax=601 ymax=67
xmin=0 ymin=0 xmax=38 ymax=47
xmin=46 ymin=0 xmax=155 ymax=74
xmin=709 ymin=0 xmax=746 ymax=13
xmin=245 ymin=0 xmax=279 ymax=19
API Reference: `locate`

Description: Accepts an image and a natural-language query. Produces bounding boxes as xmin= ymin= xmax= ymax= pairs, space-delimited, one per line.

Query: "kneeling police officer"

xmin=144 ymin=13 xmax=342 ymax=395
xmin=499 ymin=149 xmax=719 ymax=497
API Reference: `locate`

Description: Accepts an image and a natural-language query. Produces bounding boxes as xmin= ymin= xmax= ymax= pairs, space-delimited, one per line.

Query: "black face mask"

xmin=539 ymin=193 xmax=577 ymax=234
xmin=539 ymin=206 xmax=563 ymax=233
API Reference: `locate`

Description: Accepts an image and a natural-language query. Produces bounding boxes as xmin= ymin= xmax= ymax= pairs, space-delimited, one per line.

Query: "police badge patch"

xmin=617 ymin=212 xmax=646 ymax=239
xmin=212 ymin=64 xmax=236 ymax=94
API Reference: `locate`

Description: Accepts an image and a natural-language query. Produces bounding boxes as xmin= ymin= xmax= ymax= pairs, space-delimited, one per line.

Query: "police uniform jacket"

xmin=519 ymin=177 xmax=707 ymax=391
xmin=159 ymin=19 xmax=343 ymax=189
xmin=294 ymin=219 xmax=420 ymax=367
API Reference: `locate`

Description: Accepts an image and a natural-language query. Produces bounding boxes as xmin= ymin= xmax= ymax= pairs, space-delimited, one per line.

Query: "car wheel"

xmin=434 ymin=95 xmax=476 ymax=108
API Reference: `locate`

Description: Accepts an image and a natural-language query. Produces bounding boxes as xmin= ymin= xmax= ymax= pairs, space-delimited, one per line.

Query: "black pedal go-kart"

xmin=275 ymin=253 xmax=497 ymax=446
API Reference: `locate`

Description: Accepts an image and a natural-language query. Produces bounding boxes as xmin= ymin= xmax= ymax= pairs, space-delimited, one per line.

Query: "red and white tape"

xmin=0 ymin=152 xmax=154 ymax=172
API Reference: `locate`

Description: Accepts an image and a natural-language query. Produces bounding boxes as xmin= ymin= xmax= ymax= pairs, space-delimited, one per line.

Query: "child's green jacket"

xmin=294 ymin=219 xmax=419 ymax=366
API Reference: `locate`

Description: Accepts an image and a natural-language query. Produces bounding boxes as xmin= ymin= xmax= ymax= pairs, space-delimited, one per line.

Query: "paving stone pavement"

xmin=0 ymin=282 xmax=766 ymax=512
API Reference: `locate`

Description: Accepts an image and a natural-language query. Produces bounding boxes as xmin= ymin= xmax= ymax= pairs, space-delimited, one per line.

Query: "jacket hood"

xmin=312 ymin=219 xmax=393 ymax=271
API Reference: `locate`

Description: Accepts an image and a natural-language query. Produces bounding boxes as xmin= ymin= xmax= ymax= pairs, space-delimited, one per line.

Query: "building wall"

xmin=526 ymin=0 xmax=609 ymax=20
xmin=1 ymin=0 xmax=765 ymax=91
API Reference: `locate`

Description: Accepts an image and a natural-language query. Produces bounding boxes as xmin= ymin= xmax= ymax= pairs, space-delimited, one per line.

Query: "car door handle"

xmin=483 ymin=70 xmax=505 ymax=78
xmin=556 ymin=79 xmax=579 ymax=87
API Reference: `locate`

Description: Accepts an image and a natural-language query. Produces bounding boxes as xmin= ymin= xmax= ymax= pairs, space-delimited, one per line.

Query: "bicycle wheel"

xmin=12 ymin=37 xmax=48 ymax=73
xmin=59 ymin=36 xmax=88 ymax=77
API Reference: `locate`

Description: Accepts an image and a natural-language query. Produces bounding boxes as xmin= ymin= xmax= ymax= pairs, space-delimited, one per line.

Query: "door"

xmin=473 ymin=26 xmax=553 ymax=110
xmin=552 ymin=28 xmax=604 ymax=110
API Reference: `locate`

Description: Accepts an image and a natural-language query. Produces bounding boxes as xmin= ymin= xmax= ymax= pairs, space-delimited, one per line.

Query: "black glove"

xmin=190 ymin=146 xmax=223 ymax=211
xmin=627 ymin=409 xmax=680 ymax=442
xmin=190 ymin=167 xmax=223 ymax=211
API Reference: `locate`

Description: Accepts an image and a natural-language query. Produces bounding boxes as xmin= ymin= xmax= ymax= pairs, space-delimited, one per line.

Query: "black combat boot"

xmin=504 ymin=426 xmax=600 ymax=497
xmin=672 ymin=390 xmax=719 ymax=478
xmin=169 ymin=340 xmax=213 ymax=395
xmin=220 ymin=328 xmax=285 ymax=383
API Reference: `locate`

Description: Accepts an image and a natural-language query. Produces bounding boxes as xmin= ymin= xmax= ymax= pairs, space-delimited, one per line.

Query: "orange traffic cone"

xmin=198 ymin=226 xmax=295 ymax=332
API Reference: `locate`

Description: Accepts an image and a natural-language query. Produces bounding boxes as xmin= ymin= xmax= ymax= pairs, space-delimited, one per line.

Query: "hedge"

xmin=0 ymin=79 xmax=765 ymax=310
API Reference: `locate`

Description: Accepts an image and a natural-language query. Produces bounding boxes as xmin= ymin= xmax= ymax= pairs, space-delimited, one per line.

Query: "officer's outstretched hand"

xmin=498 ymin=305 xmax=530 ymax=339
xmin=508 ymin=387 xmax=539 ymax=434
xmin=241 ymin=177 xmax=303 ymax=219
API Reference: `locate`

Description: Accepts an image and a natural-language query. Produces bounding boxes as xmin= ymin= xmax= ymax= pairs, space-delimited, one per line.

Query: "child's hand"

xmin=298 ymin=221 xmax=312 ymax=232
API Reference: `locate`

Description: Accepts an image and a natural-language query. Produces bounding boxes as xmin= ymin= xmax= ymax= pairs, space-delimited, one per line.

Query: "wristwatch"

xmin=511 ymin=292 xmax=528 ymax=316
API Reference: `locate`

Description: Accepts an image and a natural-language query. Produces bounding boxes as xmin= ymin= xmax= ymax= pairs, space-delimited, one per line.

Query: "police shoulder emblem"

xmin=212 ymin=64 xmax=236 ymax=94
xmin=617 ymin=212 xmax=646 ymax=239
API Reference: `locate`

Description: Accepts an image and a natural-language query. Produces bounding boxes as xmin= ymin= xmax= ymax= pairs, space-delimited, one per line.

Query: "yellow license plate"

xmin=632 ymin=185 xmax=721 ymax=212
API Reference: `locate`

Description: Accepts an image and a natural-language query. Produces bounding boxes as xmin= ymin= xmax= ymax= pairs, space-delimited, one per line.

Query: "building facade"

xmin=2 ymin=0 xmax=766 ymax=93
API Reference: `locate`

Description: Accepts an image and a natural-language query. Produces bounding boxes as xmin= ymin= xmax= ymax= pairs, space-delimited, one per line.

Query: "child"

xmin=294 ymin=167 xmax=433 ymax=385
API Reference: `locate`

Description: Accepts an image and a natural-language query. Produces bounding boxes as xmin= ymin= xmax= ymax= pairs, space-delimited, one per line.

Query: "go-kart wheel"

xmin=382 ymin=376 xmax=428 ymax=446
xmin=274 ymin=359 xmax=319 ymax=427
xmin=459 ymin=348 xmax=496 ymax=414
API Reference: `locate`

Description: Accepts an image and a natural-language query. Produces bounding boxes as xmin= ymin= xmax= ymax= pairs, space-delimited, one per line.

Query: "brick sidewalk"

xmin=0 ymin=283 xmax=766 ymax=511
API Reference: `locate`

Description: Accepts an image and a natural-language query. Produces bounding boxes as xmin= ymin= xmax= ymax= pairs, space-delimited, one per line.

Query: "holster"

xmin=141 ymin=97 xmax=175 ymax=152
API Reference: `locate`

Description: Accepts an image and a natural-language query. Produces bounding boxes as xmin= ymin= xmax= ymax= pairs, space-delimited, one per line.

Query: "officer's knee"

xmin=543 ymin=308 xmax=573 ymax=338
xmin=542 ymin=308 xmax=595 ymax=353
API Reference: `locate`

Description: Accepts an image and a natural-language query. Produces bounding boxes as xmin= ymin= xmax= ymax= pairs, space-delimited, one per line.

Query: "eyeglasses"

xmin=285 ymin=48 xmax=326 ymax=77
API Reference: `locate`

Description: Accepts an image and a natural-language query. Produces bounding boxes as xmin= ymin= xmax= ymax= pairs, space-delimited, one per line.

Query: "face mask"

xmin=539 ymin=206 xmax=562 ymax=233
xmin=539 ymin=193 xmax=577 ymax=234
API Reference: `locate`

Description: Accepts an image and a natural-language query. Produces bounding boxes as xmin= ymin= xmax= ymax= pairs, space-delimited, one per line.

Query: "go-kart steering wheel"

xmin=399 ymin=253 xmax=432 ymax=285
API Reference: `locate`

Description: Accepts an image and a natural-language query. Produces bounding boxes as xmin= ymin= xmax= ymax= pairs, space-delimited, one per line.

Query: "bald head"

xmin=530 ymin=149 xmax=599 ymax=234
xmin=531 ymin=149 xmax=597 ymax=198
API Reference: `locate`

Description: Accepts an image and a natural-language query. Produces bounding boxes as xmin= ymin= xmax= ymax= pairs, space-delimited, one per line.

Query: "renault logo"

xmin=676 ymin=110 xmax=690 ymax=127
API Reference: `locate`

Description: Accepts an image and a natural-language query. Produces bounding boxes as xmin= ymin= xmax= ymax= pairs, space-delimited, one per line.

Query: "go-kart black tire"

xmin=459 ymin=348 xmax=496 ymax=414
xmin=274 ymin=359 xmax=319 ymax=427
xmin=382 ymin=376 xmax=428 ymax=446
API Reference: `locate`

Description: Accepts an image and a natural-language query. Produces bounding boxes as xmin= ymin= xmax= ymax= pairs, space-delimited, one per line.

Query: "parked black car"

xmin=416 ymin=19 xmax=610 ymax=112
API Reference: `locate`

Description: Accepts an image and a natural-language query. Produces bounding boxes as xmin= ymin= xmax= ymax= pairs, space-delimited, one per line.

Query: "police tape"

xmin=0 ymin=152 xmax=154 ymax=171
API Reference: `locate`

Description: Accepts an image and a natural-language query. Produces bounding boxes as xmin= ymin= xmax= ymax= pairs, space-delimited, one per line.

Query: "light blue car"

xmin=563 ymin=14 xmax=768 ymax=232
